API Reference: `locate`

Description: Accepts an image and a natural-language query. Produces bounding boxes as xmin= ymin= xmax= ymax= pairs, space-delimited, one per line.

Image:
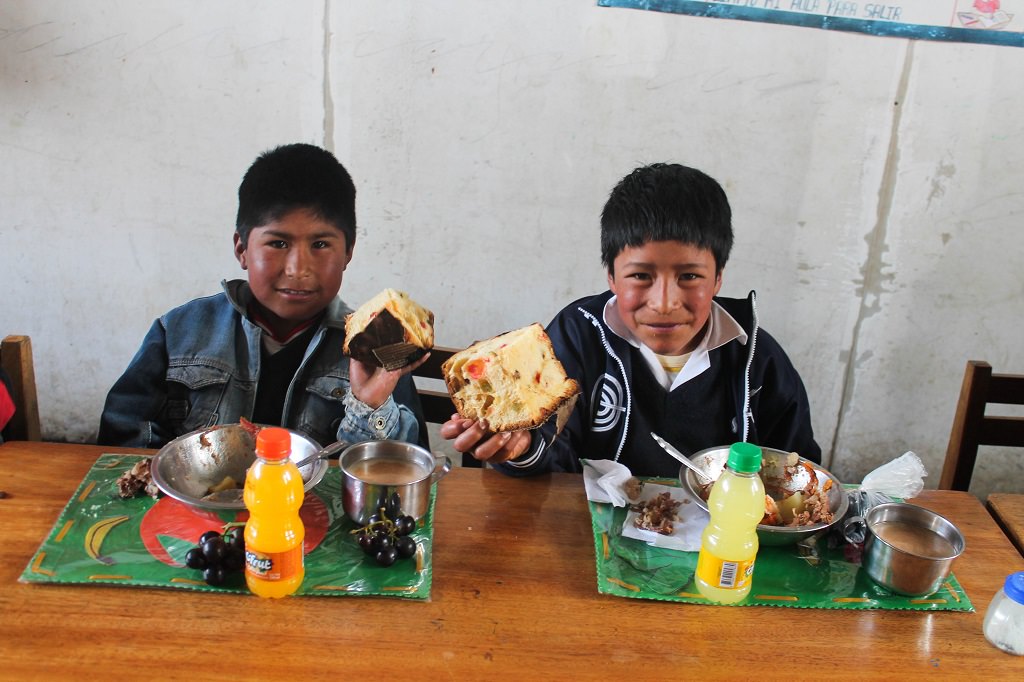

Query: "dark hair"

xmin=600 ymin=163 xmax=733 ymax=273
xmin=235 ymin=143 xmax=356 ymax=248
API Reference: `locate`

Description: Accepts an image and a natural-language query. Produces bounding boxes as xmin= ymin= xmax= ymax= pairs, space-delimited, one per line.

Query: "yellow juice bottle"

xmin=695 ymin=442 xmax=764 ymax=604
xmin=244 ymin=427 xmax=305 ymax=598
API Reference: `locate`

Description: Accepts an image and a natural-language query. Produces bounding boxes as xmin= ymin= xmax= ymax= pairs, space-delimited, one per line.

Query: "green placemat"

xmin=21 ymin=454 xmax=433 ymax=599
xmin=588 ymin=480 xmax=973 ymax=611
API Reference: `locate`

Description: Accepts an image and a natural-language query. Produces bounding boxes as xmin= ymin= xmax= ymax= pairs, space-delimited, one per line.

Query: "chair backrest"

xmin=939 ymin=360 xmax=1024 ymax=491
xmin=412 ymin=346 xmax=480 ymax=467
xmin=1 ymin=335 xmax=42 ymax=441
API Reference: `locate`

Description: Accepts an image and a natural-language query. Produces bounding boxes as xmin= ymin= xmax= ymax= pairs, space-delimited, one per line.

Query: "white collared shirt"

xmin=602 ymin=297 xmax=748 ymax=391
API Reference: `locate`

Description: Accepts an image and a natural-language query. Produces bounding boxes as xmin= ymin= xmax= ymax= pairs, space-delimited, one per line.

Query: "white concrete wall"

xmin=2 ymin=1 xmax=1022 ymax=498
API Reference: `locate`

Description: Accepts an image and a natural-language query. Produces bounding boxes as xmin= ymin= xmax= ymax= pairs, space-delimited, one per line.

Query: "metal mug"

xmin=863 ymin=502 xmax=965 ymax=597
xmin=339 ymin=440 xmax=451 ymax=525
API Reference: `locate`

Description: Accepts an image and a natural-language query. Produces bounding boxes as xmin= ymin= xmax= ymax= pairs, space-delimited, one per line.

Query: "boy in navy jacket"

xmin=442 ymin=163 xmax=819 ymax=477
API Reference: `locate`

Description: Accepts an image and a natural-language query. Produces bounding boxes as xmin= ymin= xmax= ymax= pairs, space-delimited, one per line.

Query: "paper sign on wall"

xmin=599 ymin=1 xmax=1024 ymax=48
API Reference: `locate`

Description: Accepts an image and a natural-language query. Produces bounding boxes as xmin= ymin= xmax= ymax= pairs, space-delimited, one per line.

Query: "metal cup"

xmin=339 ymin=440 xmax=451 ymax=524
xmin=863 ymin=502 xmax=965 ymax=597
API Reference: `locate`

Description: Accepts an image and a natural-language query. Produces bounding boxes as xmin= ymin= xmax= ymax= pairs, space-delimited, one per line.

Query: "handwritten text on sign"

xmin=598 ymin=1 xmax=1024 ymax=47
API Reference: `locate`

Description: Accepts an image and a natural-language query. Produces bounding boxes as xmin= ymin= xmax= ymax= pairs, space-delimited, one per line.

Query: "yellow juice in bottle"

xmin=244 ymin=427 xmax=305 ymax=598
xmin=695 ymin=442 xmax=764 ymax=604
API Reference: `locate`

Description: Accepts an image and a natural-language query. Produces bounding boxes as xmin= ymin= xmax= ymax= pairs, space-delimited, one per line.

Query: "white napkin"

xmin=622 ymin=482 xmax=709 ymax=552
xmin=581 ymin=458 xmax=634 ymax=507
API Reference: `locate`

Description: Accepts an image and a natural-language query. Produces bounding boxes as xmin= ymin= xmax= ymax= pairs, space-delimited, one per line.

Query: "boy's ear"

xmin=233 ymin=232 xmax=247 ymax=270
xmin=714 ymin=268 xmax=724 ymax=296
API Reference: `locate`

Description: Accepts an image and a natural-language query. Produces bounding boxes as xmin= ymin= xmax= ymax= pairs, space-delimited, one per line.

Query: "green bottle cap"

xmin=727 ymin=442 xmax=762 ymax=473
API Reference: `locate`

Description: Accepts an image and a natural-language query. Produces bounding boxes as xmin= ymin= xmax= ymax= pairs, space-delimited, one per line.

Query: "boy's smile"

xmin=234 ymin=208 xmax=353 ymax=339
xmin=608 ymin=240 xmax=722 ymax=356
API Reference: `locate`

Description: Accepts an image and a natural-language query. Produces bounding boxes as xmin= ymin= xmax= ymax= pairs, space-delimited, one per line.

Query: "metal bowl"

xmin=150 ymin=424 xmax=329 ymax=510
xmin=680 ymin=445 xmax=849 ymax=546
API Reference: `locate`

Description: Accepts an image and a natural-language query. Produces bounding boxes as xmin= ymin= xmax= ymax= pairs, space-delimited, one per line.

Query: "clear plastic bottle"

xmin=243 ymin=427 xmax=305 ymax=598
xmin=983 ymin=571 xmax=1024 ymax=655
xmin=695 ymin=442 xmax=764 ymax=604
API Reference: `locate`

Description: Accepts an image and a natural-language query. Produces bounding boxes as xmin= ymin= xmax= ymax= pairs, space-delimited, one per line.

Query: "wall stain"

xmin=927 ymin=158 xmax=956 ymax=207
xmin=830 ymin=41 xmax=915 ymax=464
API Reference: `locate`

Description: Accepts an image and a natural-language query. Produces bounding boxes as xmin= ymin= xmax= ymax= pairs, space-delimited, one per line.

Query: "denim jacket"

xmin=98 ymin=280 xmax=424 ymax=449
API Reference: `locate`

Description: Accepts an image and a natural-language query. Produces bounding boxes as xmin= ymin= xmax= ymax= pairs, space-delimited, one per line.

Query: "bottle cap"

xmin=1004 ymin=571 xmax=1024 ymax=604
xmin=727 ymin=442 xmax=762 ymax=473
xmin=255 ymin=427 xmax=292 ymax=460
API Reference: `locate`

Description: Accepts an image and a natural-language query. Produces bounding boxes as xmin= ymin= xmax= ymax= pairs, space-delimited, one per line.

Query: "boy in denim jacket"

xmin=99 ymin=143 xmax=426 ymax=449
xmin=442 ymin=163 xmax=819 ymax=477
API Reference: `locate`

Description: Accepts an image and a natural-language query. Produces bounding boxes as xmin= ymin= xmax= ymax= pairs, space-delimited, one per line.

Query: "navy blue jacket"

xmin=497 ymin=290 xmax=820 ymax=478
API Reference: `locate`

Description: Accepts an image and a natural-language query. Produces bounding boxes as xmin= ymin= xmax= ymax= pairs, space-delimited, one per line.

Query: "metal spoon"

xmin=292 ymin=439 xmax=351 ymax=471
xmin=650 ymin=432 xmax=713 ymax=483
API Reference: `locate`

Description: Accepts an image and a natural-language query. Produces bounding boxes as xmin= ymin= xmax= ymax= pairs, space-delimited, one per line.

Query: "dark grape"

xmin=395 ymin=515 xmax=415 ymax=536
xmin=203 ymin=564 xmax=227 ymax=586
xmin=385 ymin=492 xmax=402 ymax=519
xmin=201 ymin=537 xmax=226 ymax=562
xmin=395 ymin=535 xmax=417 ymax=559
xmin=225 ymin=527 xmax=245 ymax=550
xmin=367 ymin=513 xmax=383 ymax=526
xmin=374 ymin=533 xmax=393 ymax=552
xmin=357 ymin=531 xmax=374 ymax=553
xmin=223 ymin=549 xmax=244 ymax=572
xmin=185 ymin=547 xmax=208 ymax=570
xmin=375 ymin=546 xmax=398 ymax=567
xmin=199 ymin=530 xmax=221 ymax=545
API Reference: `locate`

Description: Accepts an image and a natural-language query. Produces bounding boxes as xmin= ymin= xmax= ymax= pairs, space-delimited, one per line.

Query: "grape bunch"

xmin=353 ymin=493 xmax=418 ymax=567
xmin=184 ymin=526 xmax=246 ymax=586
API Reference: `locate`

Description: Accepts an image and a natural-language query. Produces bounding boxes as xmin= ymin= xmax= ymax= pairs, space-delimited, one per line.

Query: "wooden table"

xmin=988 ymin=493 xmax=1024 ymax=557
xmin=2 ymin=442 xmax=1023 ymax=679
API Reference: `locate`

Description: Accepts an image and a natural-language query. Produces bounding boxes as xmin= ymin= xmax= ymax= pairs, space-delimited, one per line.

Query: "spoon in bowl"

xmin=650 ymin=432 xmax=713 ymax=483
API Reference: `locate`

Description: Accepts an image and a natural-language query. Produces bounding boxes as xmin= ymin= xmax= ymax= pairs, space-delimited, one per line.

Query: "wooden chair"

xmin=1 ymin=335 xmax=42 ymax=441
xmin=939 ymin=360 xmax=1024 ymax=491
xmin=412 ymin=346 xmax=481 ymax=468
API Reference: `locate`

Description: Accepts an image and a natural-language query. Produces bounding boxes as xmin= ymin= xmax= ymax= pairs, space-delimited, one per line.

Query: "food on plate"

xmin=344 ymin=288 xmax=434 ymax=369
xmin=206 ymin=475 xmax=240 ymax=496
xmin=623 ymin=476 xmax=644 ymax=503
xmin=696 ymin=452 xmax=835 ymax=527
xmin=630 ymin=491 xmax=683 ymax=535
xmin=442 ymin=323 xmax=580 ymax=432
xmin=239 ymin=416 xmax=262 ymax=439
xmin=116 ymin=458 xmax=159 ymax=499
xmin=762 ymin=458 xmax=834 ymax=527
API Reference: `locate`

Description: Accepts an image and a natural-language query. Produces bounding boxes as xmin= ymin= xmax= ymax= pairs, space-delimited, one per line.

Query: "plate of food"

xmin=622 ymin=482 xmax=707 ymax=551
xmin=679 ymin=445 xmax=849 ymax=546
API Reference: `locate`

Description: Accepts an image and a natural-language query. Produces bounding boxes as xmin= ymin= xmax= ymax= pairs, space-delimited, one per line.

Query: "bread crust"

xmin=344 ymin=290 xmax=434 ymax=368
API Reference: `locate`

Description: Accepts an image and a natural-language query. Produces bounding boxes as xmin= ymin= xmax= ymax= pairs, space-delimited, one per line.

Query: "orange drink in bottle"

xmin=244 ymin=427 xmax=305 ymax=598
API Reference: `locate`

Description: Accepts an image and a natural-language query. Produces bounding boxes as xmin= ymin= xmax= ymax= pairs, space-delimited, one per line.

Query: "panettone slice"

xmin=442 ymin=323 xmax=580 ymax=432
xmin=344 ymin=288 xmax=434 ymax=370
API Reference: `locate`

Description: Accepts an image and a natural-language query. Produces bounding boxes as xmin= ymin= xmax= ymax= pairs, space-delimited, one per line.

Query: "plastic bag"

xmin=860 ymin=451 xmax=928 ymax=499
xmin=841 ymin=451 xmax=928 ymax=545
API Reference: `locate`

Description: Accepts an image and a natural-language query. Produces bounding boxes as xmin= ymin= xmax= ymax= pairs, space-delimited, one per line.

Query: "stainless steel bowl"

xmin=864 ymin=502 xmax=965 ymax=596
xmin=150 ymin=424 xmax=330 ymax=510
xmin=679 ymin=445 xmax=849 ymax=546
xmin=340 ymin=440 xmax=451 ymax=525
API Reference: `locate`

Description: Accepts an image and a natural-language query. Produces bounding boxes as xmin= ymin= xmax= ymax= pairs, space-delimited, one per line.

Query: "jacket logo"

xmin=591 ymin=374 xmax=626 ymax=433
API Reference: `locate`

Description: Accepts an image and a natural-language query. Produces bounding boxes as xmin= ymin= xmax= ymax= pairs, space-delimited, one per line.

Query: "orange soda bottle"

xmin=695 ymin=442 xmax=764 ymax=604
xmin=244 ymin=427 xmax=305 ymax=598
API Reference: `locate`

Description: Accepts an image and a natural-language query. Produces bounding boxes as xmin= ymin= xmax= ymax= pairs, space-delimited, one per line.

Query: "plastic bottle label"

xmin=696 ymin=550 xmax=755 ymax=591
xmin=245 ymin=545 xmax=304 ymax=583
